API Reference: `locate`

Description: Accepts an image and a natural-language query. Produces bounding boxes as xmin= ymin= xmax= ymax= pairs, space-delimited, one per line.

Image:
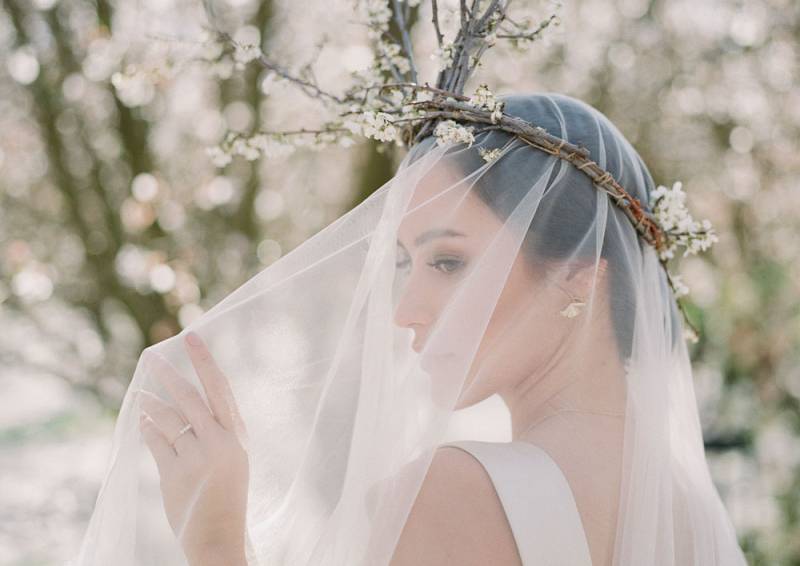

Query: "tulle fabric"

xmin=69 ymin=93 xmax=747 ymax=566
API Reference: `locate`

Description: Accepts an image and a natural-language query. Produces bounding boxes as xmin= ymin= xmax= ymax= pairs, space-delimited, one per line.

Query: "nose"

xmin=393 ymin=283 xmax=432 ymax=353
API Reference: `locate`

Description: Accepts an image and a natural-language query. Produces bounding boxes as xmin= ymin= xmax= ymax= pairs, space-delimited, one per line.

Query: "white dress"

xmin=440 ymin=440 xmax=594 ymax=566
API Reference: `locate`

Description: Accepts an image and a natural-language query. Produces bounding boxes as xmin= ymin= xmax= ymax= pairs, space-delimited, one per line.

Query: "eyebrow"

xmin=398 ymin=228 xmax=467 ymax=249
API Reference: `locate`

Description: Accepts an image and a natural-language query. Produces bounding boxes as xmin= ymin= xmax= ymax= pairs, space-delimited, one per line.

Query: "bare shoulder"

xmin=390 ymin=445 xmax=522 ymax=566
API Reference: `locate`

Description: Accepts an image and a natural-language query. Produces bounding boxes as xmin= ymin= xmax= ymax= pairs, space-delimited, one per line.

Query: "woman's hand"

xmin=137 ymin=331 xmax=250 ymax=566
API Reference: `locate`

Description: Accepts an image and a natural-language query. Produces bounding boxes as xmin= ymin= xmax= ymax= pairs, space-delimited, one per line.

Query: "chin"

xmin=453 ymin=371 xmax=493 ymax=410
xmin=424 ymin=354 xmax=493 ymax=410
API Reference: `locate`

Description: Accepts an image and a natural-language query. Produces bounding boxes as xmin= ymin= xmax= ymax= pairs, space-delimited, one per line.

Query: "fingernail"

xmin=186 ymin=332 xmax=202 ymax=347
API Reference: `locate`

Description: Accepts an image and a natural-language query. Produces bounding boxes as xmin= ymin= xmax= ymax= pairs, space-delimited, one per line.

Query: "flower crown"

xmin=149 ymin=0 xmax=715 ymax=342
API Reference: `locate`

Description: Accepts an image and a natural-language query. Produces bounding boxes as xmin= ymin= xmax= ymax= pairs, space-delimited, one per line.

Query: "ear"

xmin=565 ymin=258 xmax=608 ymax=298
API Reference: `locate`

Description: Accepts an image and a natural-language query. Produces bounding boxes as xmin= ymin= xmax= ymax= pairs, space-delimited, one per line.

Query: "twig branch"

xmin=497 ymin=12 xmax=558 ymax=40
xmin=409 ymin=97 xmax=664 ymax=250
xmin=248 ymin=127 xmax=353 ymax=137
xmin=476 ymin=0 xmax=504 ymax=28
xmin=431 ymin=0 xmax=444 ymax=48
xmin=374 ymin=81 xmax=470 ymax=100
xmin=392 ymin=0 xmax=418 ymax=84
xmin=227 ymin=36 xmax=345 ymax=104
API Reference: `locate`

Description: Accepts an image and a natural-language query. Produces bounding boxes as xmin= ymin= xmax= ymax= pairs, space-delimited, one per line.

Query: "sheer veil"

xmin=69 ymin=93 xmax=748 ymax=565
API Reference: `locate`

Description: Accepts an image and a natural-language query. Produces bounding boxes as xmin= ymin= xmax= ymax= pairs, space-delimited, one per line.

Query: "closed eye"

xmin=428 ymin=256 xmax=464 ymax=274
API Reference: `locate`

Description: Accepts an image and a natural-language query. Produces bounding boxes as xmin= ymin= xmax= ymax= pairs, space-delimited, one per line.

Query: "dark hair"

xmin=406 ymin=93 xmax=681 ymax=359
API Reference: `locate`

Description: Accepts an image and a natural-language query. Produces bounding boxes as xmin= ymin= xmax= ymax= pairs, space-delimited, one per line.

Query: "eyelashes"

xmin=427 ymin=256 xmax=464 ymax=274
xmin=395 ymin=253 xmax=466 ymax=275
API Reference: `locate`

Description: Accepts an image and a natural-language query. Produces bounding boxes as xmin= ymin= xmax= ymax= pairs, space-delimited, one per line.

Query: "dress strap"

xmin=440 ymin=440 xmax=593 ymax=566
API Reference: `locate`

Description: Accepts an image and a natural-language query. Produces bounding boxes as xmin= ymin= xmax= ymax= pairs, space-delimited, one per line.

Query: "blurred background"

xmin=0 ymin=0 xmax=797 ymax=564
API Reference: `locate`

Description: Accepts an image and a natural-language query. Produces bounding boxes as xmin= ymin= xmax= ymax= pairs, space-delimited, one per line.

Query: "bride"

xmin=71 ymin=93 xmax=748 ymax=566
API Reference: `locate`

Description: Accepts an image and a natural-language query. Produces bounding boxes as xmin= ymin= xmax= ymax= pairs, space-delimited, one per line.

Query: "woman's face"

xmin=393 ymin=162 xmax=583 ymax=410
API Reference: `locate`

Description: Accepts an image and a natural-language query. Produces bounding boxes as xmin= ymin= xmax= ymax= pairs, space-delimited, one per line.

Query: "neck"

xmin=498 ymin=315 xmax=628 ymax=441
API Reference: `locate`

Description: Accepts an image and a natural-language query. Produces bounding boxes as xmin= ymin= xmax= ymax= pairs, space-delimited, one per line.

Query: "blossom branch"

xmin=375 ymin=81 xmax=469 ymax=100
xmin=186 ymin=0 xmax=704 ymax=340
xmin=496 ymin=13 xmax=559 ymax=40
xmin=219 ymin=30 xmax=346 ymax=105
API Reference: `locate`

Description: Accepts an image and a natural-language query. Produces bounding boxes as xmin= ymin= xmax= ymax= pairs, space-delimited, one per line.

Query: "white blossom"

xmin=434 ymin=120 xmax=475 ymax=147
xmin=469 ymin=84 xmax=505 ymax=124
xmin=650 ymin=181 xmax=718 ymax=261
xmin=469 ymin=55 xmax=483 ymax=70
xmin=359 ymin=111 xmax=398 ymax=142
xmin=430 ymin=42 xmax=455 ymax=70
xmin=377 ymin=40 xmax=411 ymax=74
xmin=350 ymin=65 xmax=384 ymax=90
xmin=209 ymin=57 xmax=234 ymax=79
xmin=486 ymin=9 xmax=503 ymax=30
xmin=247 ymin=134 xmax=297 ymax=159
xmin=206 ymin=146 xmax=232 ymax=168
xmin=479 ymin=147 xmax=503 ymax=162
xmin=670 ymin=273 xmax=690 ymax=298
xmin=491 ymin=105 xmax=505 ymax=123
xmin=359 ymin=0 xmax=392 ymax=34
xmin=230 ymin=137 xmax=258 ymax=160
xmin=199 ymin=29 xmax=224 ymax=61
xmin=342 ymin=118 xmax=363 ymax=136
xmin=659 ymin=243 xmax=676 ymax=261
xmin=469 ymin=83 xmax=494 ymax=108
xmin=233 ymin=42 xmax=262 ymax=70
xmin=206 ymin=133 xmax=300 ymax=167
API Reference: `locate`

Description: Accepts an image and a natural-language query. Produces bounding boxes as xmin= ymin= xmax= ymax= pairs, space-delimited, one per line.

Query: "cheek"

xmin=468 ymin=268 xmax=564 ymax=390
xmin=482 ymin=260 xmax=542 ymax=356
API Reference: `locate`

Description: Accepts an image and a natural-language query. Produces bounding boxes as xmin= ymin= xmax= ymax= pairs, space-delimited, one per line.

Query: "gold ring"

xmin=170 ymin=423 xmax=194 ymax=447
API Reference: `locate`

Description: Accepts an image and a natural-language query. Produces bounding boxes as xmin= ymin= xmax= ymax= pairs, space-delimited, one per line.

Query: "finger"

xmin=140 ymin=413 xmax=177 ymax=466
xmin=138 ymin=390 xmax=198 ymax=455
xmin=183 ymin=331 xmax=244 ymax=435
xmin=145 ymin=351 xmax=217 ymax=434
